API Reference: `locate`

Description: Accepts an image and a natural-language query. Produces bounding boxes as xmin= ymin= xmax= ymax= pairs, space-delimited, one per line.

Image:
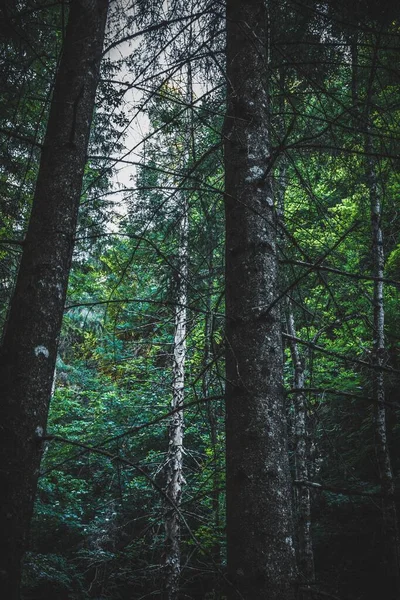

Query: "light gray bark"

xmin=0 ymin=2 xmax=109 ymax=597
xmin=163 ymin=197 xmax=188 ymax=600
xmin=224 ymin=0 xmax=297 ymax=598
xmin=163 ymin=72 xmax=191 ymax=600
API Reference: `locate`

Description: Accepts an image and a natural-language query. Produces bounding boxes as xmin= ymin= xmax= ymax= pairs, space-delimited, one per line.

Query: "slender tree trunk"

xmin=0 ymin=1 xmax=109 ymax=597
xmin=287 ymin=312 xmax=315 ymax=589
xmin=366 ymin=130 xmax=400 ymax=594
xmin=224 ymin=1 xmax=297 ymax=598
xmin=163 ymin=198 xmax=188 ymax=600
xmin=353 ymin=31 xmax=400 ymax=590
xmin=276 ymin=97 xmax=314 ymax=587
xmin=203 ymin=251 xmax=221 ymax=565
xmin=163 ymin=72 xmax=192 ymax=600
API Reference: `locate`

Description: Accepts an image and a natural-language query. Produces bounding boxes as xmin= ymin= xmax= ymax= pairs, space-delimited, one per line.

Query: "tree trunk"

xmin=163 ymin=199 xmax=188 ymax=600
xmin=276 ymin=106 xmax=314 ymax=587
xmin=203 ymin=250 xmax=222 ymax=566
xmin=163 ymin=73 xmax=191 ymax=600
xmin=366 ymin=129 xmax=400 ymax=595
xmin=287 ymin=311 xmax=315 ymax=589
xmin=0 ymin=1 xmax=109 ymax=597
xmin=224 ymin=0 xmax=297 ymax=598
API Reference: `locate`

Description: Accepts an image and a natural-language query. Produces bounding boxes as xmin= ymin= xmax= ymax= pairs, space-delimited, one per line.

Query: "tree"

xmin=364 ymin=47 xmax=400 ymax=591
xmin=0 ymin=1 xmax=109 ymax=596
xmin=224 ymin=0 xmax=297 ymax=598
xmin=286 ymin=310 xmax=315 ymax=589
xmin=163 ymin=74 xmax=191 ymax=600
xmin=2 ymin=1 xmax=400 ymax=598
xmin=0 ymin=1 xmax=61 ymax=327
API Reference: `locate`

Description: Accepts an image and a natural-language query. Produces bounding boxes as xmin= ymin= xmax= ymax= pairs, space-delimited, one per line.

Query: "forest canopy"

xmin=1 ymin=0 xmax=400 ymax=599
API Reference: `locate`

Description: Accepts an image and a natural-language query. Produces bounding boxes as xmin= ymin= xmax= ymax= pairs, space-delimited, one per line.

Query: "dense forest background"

xmin=1 ymin=0 xmax=400 ymax=599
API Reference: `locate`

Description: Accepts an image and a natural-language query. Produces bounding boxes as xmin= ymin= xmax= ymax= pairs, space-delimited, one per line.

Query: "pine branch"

xmin=294 ymin=480 xmax=400 ymax=499
xmin=283 ymin=333 xmax=400 ymax=375
xmin=281 ymin=259 xmax=400 ymax=288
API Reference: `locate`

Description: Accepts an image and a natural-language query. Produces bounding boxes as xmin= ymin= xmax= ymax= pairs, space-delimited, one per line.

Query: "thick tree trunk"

xmin=366 ymin=132 xmax=400 ymax=594
xmin=287 ymin=311 xmax=315 ymax=588
xmin=0 ymin=1 xmax=108 ymax=597
xmin=224 ymin=1 xmax=297 ymax=598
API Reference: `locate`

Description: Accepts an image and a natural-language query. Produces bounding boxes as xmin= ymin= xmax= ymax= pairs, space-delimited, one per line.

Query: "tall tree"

xmin=163 ymin=190 xmax=188 ymax=600
xmin=224 ymin=0 xmax=297 ymax=598
xmin=0 ymin=1 xmax=109 ymax=597
xmin=287 ymin=310 xmax=315 ymax=589
xmin=163 ymin=78 xmax=190 ymax=599
xmin=275 ymin=84 xmax=315 ymax=587
xmin=365 ymin=89 xmax=400 ymax=594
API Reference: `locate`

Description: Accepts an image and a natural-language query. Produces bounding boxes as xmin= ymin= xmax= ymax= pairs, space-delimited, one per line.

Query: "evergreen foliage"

xmin=1 ymin=0 xmax=400 ymax=598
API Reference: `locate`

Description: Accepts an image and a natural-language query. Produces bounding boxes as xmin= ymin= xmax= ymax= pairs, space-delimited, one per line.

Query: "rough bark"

xmin=287 ymin=311 xmax=315 ymax=588
xmin=0 ymin=1 xmax=109 ymax=597
xmin=366 ymin=130 xmax=400 ymax=593
xmin=224 ymin=0 xmax=297 ymax=598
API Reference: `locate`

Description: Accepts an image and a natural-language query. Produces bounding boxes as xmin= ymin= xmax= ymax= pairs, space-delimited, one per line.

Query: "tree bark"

xmin=224 ymin=0 xmax=297 ymax=598
xmin=163 ymin=198 xmax=188 ymax=600
xmin=287 ymin=311 xmax=315 ymax=589
xmin=203 ymin=250 xmax=222 ymax=566
xmin=366 ymin=129 xmax=400 ymax=595
xmin=163 ymin=73 xmax=191 ymax=600
xmin=276 ymin=113 xmax=314 ymax=587
xmin=163 ymin=197 xmax=188 ymax=600
xmin=0 ymin=1 xmax=109 ymax=597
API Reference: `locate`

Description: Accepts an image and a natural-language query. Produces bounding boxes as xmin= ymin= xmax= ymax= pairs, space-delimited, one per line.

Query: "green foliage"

xmin=1 ymin=2 xmax=399 ymax=599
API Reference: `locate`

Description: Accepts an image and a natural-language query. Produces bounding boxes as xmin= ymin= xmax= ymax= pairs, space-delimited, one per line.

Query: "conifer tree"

xmin=0 ymin=1 xmax=109 ymax=596
xmin=224 ymin=0 xmax=297 ymax=597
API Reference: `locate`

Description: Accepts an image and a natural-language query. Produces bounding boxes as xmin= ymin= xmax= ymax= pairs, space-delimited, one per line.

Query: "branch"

xmin=294 ymin=480 xmax=399 ymax=499
xmin=286 ymin=387 xmax=400 ymax=409
xmin=65 ymin=297 xmax=225 ymax=318
xmin=0 ymin=238 xmax=25 ymax=246
xmin=298 ymin=588 xmax=342 ymax=600
xmin=281 ymin=259 xmax=400 ymax=288
xmin=39 ymin=433 xmax=200 ymax=545
xmin=41 ymin=395 xmax=223 ymax=460
xmin=0 ymin=127 xmax=42 ymax=148
xmin=286 ymin=142 xmax=400 ymax=161
xmin=282 ymin=333 xmax=400 ymax=375
xmin=102 ymin=9 xmax=219 ymax=56
xmin=259 ymin=222 xmax=361 ymax=316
